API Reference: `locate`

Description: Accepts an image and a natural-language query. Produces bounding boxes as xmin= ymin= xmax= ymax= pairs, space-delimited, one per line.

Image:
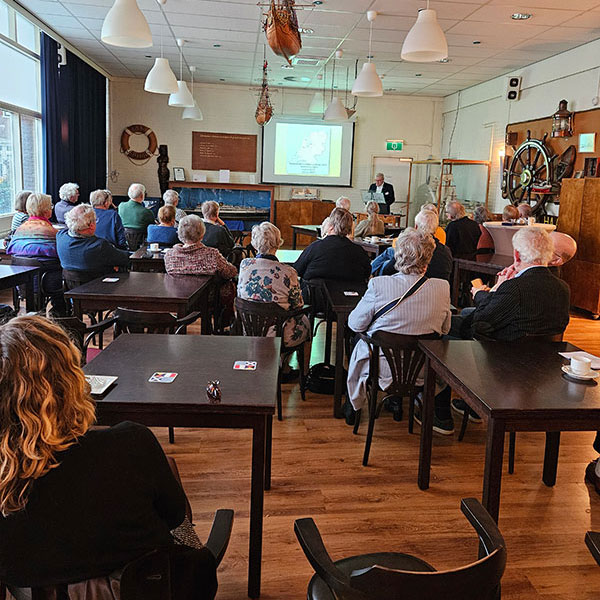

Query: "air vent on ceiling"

xmin=291 ymin=56 xmax=323 ymax=66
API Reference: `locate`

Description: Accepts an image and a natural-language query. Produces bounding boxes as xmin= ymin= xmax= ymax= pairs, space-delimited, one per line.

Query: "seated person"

xmin=118 ymin=183 xmax=155 ymax=234
xmin=7 ymin=193 xmax=66 ymax=316
xmin=201 ymin=200 xmax=234 ymax=257
xmin=10 ymin=190 xmax=32 ymax=235
xmin=372 ymin=209 xmax=452 ymax=281
xmin=147 ymin=205 xmax=180 ymax=246
xmin=54 ymin=182 xmax=79 ymax=224
xmin=335 ymin=196 xmax=351 ymax=211
xmin=90 ymin=189 xmax=128 ymax=249
xmin=293 ymin=208 xmax=371 ymax=294
xmin=473 ymin=205 xmax=494 ymax=253
xmin=163 ymin=189 xmax=187 ymax=225
xmin=354 ymin=201 xmax=385 ymax=238
xmin=444 ymin=201 xmax=481 ymax=257
xmin=346 ymin=228 xmax=451 ymax=419
xmin=420 ymin=202 xmax=446 ymax=244
xmin=57 ymin=204 xmax=130 ymax=279
xmin=517 ymin=202 xmax=533 ymax=219
xmin=502 ymin=204 xmax=520 ymax=222
xmin=0 ymin=315 xmax=217 ymax=598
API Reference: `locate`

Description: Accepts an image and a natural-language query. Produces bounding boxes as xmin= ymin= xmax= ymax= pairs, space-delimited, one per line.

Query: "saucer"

xmin=561 ymin=365 xmax=599 ymax=381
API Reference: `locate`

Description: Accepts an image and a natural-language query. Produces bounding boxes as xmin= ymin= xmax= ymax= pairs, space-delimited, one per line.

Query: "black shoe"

xmin=413 ymin=400 xmax=455 ymax=436
xmin=586 ymin=460 xmax=600 ymax=496
xmin=281 ymin=369 xmax=299 ymax=383
xmin=451 ymin=398 xmax=482 ymax=423
xmin=343 ymin=399 xmax=356 ymax=426
xmin=382 ymin=395 xmax=403 ymax=421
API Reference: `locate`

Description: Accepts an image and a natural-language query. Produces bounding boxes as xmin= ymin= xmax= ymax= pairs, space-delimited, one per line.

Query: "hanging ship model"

xmin=263 ymin=0 xmax=302 ymax=64
xmin=255 ymin=58 xmax=273 ymax=126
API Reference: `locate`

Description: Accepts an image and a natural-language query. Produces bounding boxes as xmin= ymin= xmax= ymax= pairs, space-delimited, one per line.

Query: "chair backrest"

xmin=11 ymin=256 xmax=62 ymax=298
xmin=124 ymin=229 xmax=146 ymax=251
xmin=114 ymin=307 xmax=179 ymax=335
xmin=234 ymin=297 xmax=288 ymax=338
xmin=53 ymin=315 xmax=88 ymax=358
xmin=359 ymin=331 xmax=440 ymax=398
xmin=62 ymin=269 xmax=99 ymax=291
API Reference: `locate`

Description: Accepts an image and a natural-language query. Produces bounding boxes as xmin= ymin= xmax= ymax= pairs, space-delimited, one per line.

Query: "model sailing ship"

xmin=264 ymin=0 xmax=302 ymax=64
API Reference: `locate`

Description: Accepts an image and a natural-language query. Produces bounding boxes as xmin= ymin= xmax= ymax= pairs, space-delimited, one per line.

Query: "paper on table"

xmin=559 ymin=351 xmax=600 ymax=370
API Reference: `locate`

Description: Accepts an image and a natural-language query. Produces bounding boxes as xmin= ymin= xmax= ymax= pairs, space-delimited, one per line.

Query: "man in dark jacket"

xmin=444 ymin=201 xmax=481 ymax=257
xmin=201 ymin=200 xmax=234 ymax=258
xmin=368 ymin=172 xmax=395 ymax=215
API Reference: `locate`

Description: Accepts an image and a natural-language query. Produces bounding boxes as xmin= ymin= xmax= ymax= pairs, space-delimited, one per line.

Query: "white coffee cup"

xmin=150 ymin=243 xmax=160 ymax=252
xmin=571 ymin=356 xmax=592 ymax=375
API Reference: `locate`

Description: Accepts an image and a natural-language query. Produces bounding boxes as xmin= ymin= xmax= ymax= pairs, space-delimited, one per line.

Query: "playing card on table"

xmin=148 ymin=372 xmax=178 ymax=383
xmin=233 ymin=361 xmax=257 ymax=371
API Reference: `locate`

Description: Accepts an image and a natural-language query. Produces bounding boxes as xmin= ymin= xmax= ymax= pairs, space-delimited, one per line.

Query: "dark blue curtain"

xmin=41 ymin=32 xmax=106 ymax=204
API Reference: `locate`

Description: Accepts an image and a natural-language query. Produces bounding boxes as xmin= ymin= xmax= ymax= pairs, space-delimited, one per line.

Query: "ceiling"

xmin=15 ymin=0 xmax=600 ymax=96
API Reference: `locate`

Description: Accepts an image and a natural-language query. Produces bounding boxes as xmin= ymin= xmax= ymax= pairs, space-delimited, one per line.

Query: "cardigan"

xmin=164 ymin=242 xmax=237 ymax=279
xmin=94 ymin=208 xmax=128 ymax=249
xmin=202 ymin=221 xmax=234 ymax=257
xmin=118 ymin=200 xmax=155 ymax=232
xmin=147 ymin=224 xmax=180 ymax=246
xmin=6 ymin=216 xmax=57 ymax=258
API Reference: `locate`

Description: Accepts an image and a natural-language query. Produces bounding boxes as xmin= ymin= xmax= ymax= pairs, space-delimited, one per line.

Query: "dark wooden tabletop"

xmin=84 ymin=334 xmax=280 ymax=413
xmin=291 ymin=225 xmax=321 ymax=234
xmin=419 ymin=340 xmax=600 ymax=419
xmin=321 ymin=279 xmax=367 ymax=314
xmin=130 ymin=245 xmax=165 ymax=261
xmin=454 ymin=253 xmax=514 ymax=270
xmin=0 ymin=264 xmax=40 ymax=279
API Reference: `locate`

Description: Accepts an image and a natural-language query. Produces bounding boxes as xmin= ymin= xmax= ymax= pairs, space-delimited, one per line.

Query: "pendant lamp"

xmin=401 ymin=1 xmax=448 ymax=63
xmin=308 ymin=91 xmax=324 ymax=114
xmin=182 ymin=66 xmax=203 ymax=120
xmin=324 ymin=52 xmax=348 ymax=121
xmin=101 ymin=0 xmax=152 ymax=48
xmin=352 ymin=11 xmax=383 ymax=97
xmin=144 ymin=5 xmax=177 ymax=94
xmin=169 ymin=39 xmax=195 ymax=107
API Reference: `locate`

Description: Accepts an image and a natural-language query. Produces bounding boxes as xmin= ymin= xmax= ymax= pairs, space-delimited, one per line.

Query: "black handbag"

xmin=306 ymin=362 xmax=343 ymax=395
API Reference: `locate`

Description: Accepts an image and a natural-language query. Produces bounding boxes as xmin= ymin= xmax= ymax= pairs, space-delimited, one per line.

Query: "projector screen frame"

xmin=260 ymin=116 xmax=355 ymax=187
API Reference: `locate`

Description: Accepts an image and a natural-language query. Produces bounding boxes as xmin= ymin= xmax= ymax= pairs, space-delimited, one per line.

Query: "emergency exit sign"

xmin=386 ymin=139 xmax=404 ymax=151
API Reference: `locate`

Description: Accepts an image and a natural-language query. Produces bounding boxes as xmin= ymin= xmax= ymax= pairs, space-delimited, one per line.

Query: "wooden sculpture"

xmin=264 ymin=0 xmax=302 ymax=65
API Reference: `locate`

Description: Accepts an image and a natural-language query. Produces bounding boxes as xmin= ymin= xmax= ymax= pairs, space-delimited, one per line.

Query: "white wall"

xmin=441 ymin=38 xmax=600 ymax=212
xmin=108 ymin=79 xmax=443 ymax=212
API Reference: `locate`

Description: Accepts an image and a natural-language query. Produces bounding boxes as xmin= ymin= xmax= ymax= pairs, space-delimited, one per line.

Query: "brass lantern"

xmin=551 ymin=99 xmax=573 ymax=138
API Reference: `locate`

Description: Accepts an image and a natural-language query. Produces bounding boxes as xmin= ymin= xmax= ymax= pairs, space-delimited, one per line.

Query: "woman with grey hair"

xmin=345 ymin=228 xmax=451 ymax=424
xmin=10 ymin=190 xmax=32 ymax=234
xmin=55 ymin=182 xmax=80 ymax=224
xmin=90 ymin=189 xmax=128 ymax=249
xmin=201 ymin=200 xmax=234 ymax=257
xmin=354 ymin=201 xmax=385 ymax=238
xmin=56 ymin=204 xmax=130 ymax=280
xmin=238 ymin=222 xmax=311 ymax=355
xmin=163 ymin=190 xmax=186 ymax=224
xmin=473 ymin=205 xmax=494 ymax=253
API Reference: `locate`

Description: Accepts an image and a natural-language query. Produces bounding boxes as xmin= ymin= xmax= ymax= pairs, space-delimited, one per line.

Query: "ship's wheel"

xmin=502 ymin=131 xmax=557 ymax=215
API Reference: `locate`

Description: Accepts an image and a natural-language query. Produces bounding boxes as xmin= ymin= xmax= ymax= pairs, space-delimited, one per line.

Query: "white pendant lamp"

xmin=324 ymin=97 xmax=348 ymax=121
xmin=401 ymin=1 xmax=448 ymax=63
xmin=101 ymin=0 xmax=152 ymax=48
xmin=182 ymin=66 xmax=203 ymax=120
xmin=144 ymin=2 xmax=177 ymax=93
xmin=169 ymin=39 xmax=195 ymax=107
xmin=308 ymin=91 xmax=324 ymax=114
xmin=352 ymin=11 xmax=383 ymax=97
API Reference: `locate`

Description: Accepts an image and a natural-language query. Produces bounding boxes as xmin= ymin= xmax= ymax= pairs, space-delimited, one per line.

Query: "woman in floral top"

xmin=237 ymin=222 xmax=310 ymax=349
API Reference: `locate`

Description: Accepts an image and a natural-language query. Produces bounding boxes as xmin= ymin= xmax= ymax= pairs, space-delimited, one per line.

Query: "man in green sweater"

xmin=118 ymin=183 xmax=155 ymax=232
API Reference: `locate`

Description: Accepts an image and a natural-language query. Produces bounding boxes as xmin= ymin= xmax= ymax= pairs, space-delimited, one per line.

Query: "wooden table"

xmin=451 ymin=253 xmax=514 ymax=306
xmin=417 ymin=339 xmax=600 ymax=522
xmin=275 ymin=249 xmax=302 ymax=264
xmin=129 ymin=245 xmax=167 ymax=272
xmin=321 ymin=279 xmax=367 ymax=418
xmin=352 ymin=238 xmax=393 ymax=257
xmin=0 ymin=264 xmax=40 ymax=312
xmin=85 ymin=334 xmax=279 ymax=598
xmin=65 ymin=272 xmax=213 ymax=332
xmin=291 ymin=225 xmax=321 ymax=249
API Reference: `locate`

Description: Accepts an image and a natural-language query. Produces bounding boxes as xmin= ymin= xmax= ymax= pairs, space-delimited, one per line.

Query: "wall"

xmin=440 ymin=38 xmax=600 ymax=213
xmin=108 ymin=79 xmax=443 ymax=212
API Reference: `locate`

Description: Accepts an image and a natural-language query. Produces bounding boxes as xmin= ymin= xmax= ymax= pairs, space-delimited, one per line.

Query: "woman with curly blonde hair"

xmin=0 ymin=315 xmax=207 ymax=591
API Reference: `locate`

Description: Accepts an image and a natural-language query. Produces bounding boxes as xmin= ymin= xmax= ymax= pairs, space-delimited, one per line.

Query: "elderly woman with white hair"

xmin=354 ymin=201 xmax=385 ymax=239
xmin=163 ymin=190 xmax=186 ymax=225
xmin=56 ymin=204 xmax=130 ymax=279
xmin=90 ymin=189 xmax=128 ymax=249
xmin=238 ymin=222 xmax=310 ymax=350
xmin=54 ymin=182 xmax=80 ymax=224
xmin=345 ymin=228 xmax=451 ymax=423
xmin=335 ymin=196 xmax=351 ymax=211
xmin=201 ymin=200 xmax=234 ymax=257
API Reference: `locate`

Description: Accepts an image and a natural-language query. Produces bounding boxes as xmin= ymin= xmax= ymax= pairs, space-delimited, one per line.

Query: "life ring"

xmin=120 ymin=124 xmax=158 ymax=161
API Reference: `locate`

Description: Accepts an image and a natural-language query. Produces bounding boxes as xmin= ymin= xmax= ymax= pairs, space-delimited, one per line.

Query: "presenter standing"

xmin=368 ymin=172 xmax=395 ymax=215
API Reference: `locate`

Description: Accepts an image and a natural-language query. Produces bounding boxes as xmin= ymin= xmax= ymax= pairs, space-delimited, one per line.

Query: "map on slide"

xmin=285 ymin=124 xmax=331 ymax=176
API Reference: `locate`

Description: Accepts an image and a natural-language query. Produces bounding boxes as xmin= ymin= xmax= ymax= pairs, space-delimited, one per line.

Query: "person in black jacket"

xmin=201 ymin=200 xmax=234 ymax=258
xmin=368 ymin=172 xmax=395 ymax=215
xmin=444 ymin=201 xmax=481 ymax=257
xmin=293 ymin=207 xmax=371 ymax=298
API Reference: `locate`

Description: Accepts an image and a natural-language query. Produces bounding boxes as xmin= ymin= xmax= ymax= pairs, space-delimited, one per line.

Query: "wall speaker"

xmin=506 ymin=76 xmax=521 ymax=101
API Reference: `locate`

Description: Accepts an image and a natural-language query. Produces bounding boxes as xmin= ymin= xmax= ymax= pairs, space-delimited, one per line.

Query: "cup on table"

xmin=150 ymin=243 xmax=160 ymax=252
xmin=571 ymin=356 xmax=592 ymax=376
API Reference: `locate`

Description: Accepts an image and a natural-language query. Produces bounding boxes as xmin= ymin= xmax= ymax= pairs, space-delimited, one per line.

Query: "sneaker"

xmin=413 ymin=399 xmax=454 ymax=436
xmin=451 ymin=398 xmax=482 ymax=424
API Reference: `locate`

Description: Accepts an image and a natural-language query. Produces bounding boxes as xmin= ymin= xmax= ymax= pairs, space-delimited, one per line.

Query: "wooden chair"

xmin=10 ymin=256 xmax=63 ymax=313
xmin=352 ymin=331 xmax=440 ymax=466
xmin=234 ymin=297 xmax=310 ymax=421
xmin=586 ymin=531 xmax=600 ymax=566
xmin=54 ymin=315 xmax=117 ymax=365
xmin=295 ymin=497 xmax=506 ymax=600
xmin=124 ymin=228 xmax=146 ymax=251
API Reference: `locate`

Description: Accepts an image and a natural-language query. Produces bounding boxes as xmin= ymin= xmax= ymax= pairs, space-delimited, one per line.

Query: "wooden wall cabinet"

xmin=275 ymin=200 xmax=334 ymax=248
xmin=557 ymin=178 xmax=600 ymax=317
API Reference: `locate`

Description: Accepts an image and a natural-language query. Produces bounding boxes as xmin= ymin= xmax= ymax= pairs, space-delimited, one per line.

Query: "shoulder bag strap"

xmin=368 ymin=276 xmax=428 ymax=328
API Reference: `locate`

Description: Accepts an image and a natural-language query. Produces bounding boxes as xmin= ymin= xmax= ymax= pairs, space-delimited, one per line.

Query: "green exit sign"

xmin=386 ymin=140 xmax=404 ymax=151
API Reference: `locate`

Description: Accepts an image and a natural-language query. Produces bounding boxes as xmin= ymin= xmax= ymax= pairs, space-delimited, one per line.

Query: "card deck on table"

xmin=149 ymin=372 xmax=178 ymax=383
xmin=102 ymin=277 xmax=120 ymax=283
xmin=344 ymin=291 xmax=359 ymax=296
xmin=233 ymin=361 xmax=257 ymax=371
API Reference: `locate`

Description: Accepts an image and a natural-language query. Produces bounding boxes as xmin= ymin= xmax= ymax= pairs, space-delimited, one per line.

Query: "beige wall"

xmin=108 ymin=78 xmax=443 ymax=212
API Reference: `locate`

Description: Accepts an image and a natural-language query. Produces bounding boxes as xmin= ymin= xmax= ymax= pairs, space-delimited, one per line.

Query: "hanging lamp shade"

xmin=101 ymin=0 xmax=152 ymax=48
xmin=145 ymin=58 xmax=178 ymax=94
xmin=401 ymin=9 xmax=448 ymax=63
xmin=308 ymin=91 xmax=324 ymax=114
xmin=169 ymin=81 xmax=195 ymax=107
xmin=323 ymin=97 xmax=348 ymax=121
xmin=182 ymin=101 xmax=203 ymax=120
xmin=351 ymin=62 xmax=383 ymax=97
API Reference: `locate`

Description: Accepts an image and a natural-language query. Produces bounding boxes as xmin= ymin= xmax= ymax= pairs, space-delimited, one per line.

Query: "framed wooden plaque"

xmin=192 ymin=131 xmax=257 ymax=172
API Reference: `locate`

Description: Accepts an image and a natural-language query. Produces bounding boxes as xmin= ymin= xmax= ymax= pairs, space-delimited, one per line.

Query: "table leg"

xmin=292 ymin=230 xmax=297 ymax=250
xmin=72 ymin=299 xmax=82 ymax=320
xmin=482 ymin=418 xmax=506 ymax=523
xmin=24 ymin=273 xmax=36 ymax=312
xmin=324 ymin=312 xmax=333 ymax=364
xmin=451 ymin=261 xmax=460 ymax=307
xmin=542 ymin=431 xmax=561 ymax=487
xmin=333 ymin=313 xmax=347 ymax=418
xmin=248 ymin=417 xmax=267 ymax=598
xmin=418 ymin=358 xmax=436 ymax=490
xmin=265 ymin=415 xmax=272 ymax=492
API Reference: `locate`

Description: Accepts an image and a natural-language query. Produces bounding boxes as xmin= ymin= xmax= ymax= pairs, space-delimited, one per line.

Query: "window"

xmin=0 ymin=1 xmax=42 ymax=217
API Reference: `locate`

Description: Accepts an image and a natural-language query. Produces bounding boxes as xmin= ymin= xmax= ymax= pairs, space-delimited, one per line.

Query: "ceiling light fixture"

xmin=281 ymin=64 xmax=294 ymax=69
xmin=439 ymin=57 xmax=450 ymax=63
xmin=182 ymin=66 xmax=203 ymax=120
xmin=511 ymin=12 xmax=532 ymax=20
xmin=351 ymin=11 xmax=383 ymax=97
xmin=324 ymin=54 xmax=348 ymax=120
xmin=144 ymin=1 xmax=178 ymax=94
xmin=169 ymin=38 xmax=195 ymax=107
xmin=308 ymin=91 xmax=324 ymax=113
xmin=401 ymin=2 xmax=448 ymax=62
xmin=299 ymin=27 xmax=314 ymax=34
xmin=101 ymin=0 xmax=152 ymax=48
xmin=472 ymin=40 xmax=481 ymax=44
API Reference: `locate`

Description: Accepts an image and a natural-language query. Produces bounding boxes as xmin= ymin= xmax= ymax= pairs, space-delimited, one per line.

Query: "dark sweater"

xmin=445 ymin=216 xmax=481 ymax=257
xmin=293 ymin=235 xmax=371 ymax=283
xmin=202 ymin=221 xmax=234 ymax=257
xmin=94 ymin=208 xmax=128 ymax=249
xmin=0 ymin=422 xmax=186 ymax=587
